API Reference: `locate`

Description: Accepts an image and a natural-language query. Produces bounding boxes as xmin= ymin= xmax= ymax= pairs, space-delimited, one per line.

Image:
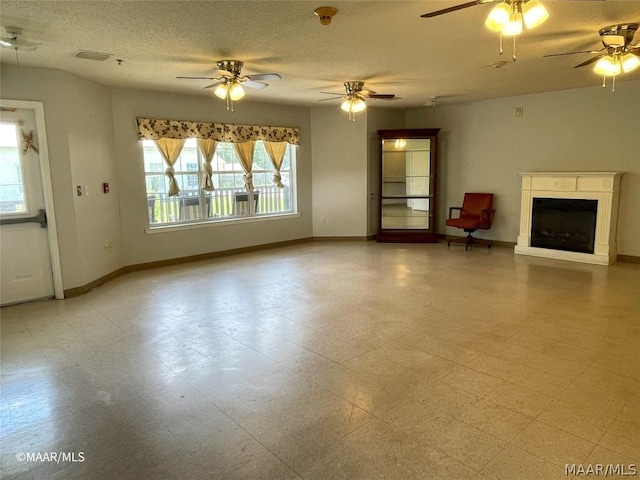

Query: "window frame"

xmin=142 ymin=138 xmax=297 ymax=229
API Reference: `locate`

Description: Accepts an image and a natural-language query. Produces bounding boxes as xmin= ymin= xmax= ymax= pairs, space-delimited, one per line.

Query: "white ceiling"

xmin=1 ymin=1 xmax=639 ymax=109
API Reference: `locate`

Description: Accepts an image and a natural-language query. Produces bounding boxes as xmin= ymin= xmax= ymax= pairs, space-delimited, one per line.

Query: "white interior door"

xmin=0 ymin=107 xmax=55 ymax=305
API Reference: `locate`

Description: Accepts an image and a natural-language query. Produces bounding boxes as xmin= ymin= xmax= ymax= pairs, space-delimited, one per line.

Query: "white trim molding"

xmin=515 ymin=172 xmax=623 ymax=265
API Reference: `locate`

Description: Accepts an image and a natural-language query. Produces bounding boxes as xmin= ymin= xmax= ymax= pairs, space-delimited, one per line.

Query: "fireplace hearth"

xmin=515 ymin=172 xmax=622 ymax=265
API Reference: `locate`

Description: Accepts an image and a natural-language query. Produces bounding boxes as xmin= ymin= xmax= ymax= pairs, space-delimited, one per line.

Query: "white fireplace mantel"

xmin=515 ymin=172 xmax=623 ymax=265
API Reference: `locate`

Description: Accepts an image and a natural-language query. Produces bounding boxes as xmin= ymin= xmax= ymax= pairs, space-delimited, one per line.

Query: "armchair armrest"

xmin=448 ymin=206 xmax=462 ymax=219
xmin=481 ymin=208 xmax=495 ymax=224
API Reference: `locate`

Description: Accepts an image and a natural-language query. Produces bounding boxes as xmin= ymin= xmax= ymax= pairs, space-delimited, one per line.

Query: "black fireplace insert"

xmin=531 ymin=198 xmax=598 ymax=254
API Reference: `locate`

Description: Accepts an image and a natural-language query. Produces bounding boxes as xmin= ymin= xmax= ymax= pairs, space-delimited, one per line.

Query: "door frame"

xmin=1 ymin=99 xmax=64 ymax=299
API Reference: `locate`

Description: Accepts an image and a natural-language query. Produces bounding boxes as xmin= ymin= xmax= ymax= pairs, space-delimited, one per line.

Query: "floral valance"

xmin=135 ymin=117 xmax=300 ymax=145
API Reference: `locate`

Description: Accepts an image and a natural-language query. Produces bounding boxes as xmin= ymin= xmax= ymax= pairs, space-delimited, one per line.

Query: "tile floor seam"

xmin=421 ymin=423 xmax=506 ymax=474
xmin=596 ymin=416 xmax=640 ymax=462
xmin=536 ymin=412 xmax=612 ymax=446
xmin=337 ymin=417 xmax=486 ymax=477
xmin=148 ymin=419 xmax=216 ymax=479
xmin=508 ymin=420 xmax=600 ymax=469
xmin=478 ymin=444 xmax=561 ymax=479
xmin=145 ymin=377 xmax=306 ymax=479
xmin=268 ymin=335 xmax=358 ymax=369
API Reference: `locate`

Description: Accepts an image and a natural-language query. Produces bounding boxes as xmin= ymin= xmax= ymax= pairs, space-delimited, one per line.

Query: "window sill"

xmin=144 ymin=212 xmax=301 ymax=235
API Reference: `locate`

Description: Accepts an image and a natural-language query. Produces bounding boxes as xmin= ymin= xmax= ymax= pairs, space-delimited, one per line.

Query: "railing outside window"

xmin=147 ymin=185 xmax=292 ymax=224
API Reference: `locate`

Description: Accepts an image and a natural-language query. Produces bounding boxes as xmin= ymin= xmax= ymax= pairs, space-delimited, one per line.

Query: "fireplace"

xmin=515 ymin=172 xmax=622 ymax=265
xmin=531 ymin=198 xmax=597 ymax=254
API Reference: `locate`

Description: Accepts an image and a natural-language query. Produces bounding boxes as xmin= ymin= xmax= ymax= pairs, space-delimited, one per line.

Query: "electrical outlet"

xmin=515 ymin=107 xmax=524 ymax=117
xmin=104 ymin=243 xmax=113 ymax=253
xmin=84 ymin=186 xmax=89 ymax=196
xmin=76 ymin=185 xmax=82 ymax=196
xmin=321 ymin=216 xmax=327 ymax=223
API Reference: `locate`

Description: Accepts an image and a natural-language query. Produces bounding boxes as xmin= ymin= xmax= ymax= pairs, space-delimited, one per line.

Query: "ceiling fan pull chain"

xmin=601 ymin=75 xmax=606 ymax=89
xmin=512 ymin=36 xmax=517 ymax=62
xmin=611 ymin=74 xmax=616 ymax=93
xmin=498 ymin=33 xmax=504 ymax=56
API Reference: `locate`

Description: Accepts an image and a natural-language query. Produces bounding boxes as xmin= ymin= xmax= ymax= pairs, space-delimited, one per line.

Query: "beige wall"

xmin=111 ymin=88 xmax=313 ymax=266
xmin=310 ymin=107 xmax=368 ymax=237
xmin=1 ymin=65 xmax=123 ymax=288
xmin=309 ymin=106 xmax=406 ymax=238
xmin=406 ymin=80 xmax=640 ymax=256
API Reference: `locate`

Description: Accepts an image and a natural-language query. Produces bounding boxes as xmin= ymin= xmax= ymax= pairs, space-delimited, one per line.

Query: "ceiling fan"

xmin=0 ymin=27 xmax=41 ymax=68
xmin=177 ymin=60 xmax=281 ymax=111
xmin=544 ymin=24 xmax=640 ymax=91
xmin=319 ymin=81 xmax=396 ymax=120
xmin=422 ymin=0 xmax=551 ymax=61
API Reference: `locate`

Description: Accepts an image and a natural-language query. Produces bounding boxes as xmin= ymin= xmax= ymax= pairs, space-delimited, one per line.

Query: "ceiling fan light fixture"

xmin=352 ymin=99 xmax=367 ymax=113
xmin=0 ymin=39 xmax=11 ymax=47
xmin=503 ymin=11 xmax=523 ymax=37
xmin=594 ymin=56 xmax=621 ymax=76
xmin=522 ymin=0 xmax=548 ymax=30
xmin=342 ymin=97 xmax=366 ymax=113
xmin=229 ymin=82 xmax=246 ymax=101
xmin=485 ymin=2 xmax=511 ymax=32
xmin=214 ymin=83 xmax=228 ymax=99
xmin=621 ymin=52 xmax=640 ymax=73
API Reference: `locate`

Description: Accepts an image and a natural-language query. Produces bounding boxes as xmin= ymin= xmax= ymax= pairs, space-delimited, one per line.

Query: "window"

xmin=143 ymin=139 xmax=296 ymax=225
xmin=0 ymin=123 xmax=28 ymax=215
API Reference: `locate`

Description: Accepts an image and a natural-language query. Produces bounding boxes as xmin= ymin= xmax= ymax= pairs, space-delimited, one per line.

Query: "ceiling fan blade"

xmin=245 ymin=73 xmax=281 ymax=81
xmin=421 ymin=0 xmax=493 ymax=18
xmin=367 ymin=94 xmax=396 ymax=100
xmin=204 ymin=82 xmax=223 ymax=89
xmin=318 ymin=97 xmax=343 ymax=102
xmin=574 ymin=54 xmax=605 ymax=68
xmin=0 ymin=37 xmax=40 ymax=50
xmin=543 ymin=49 xmax=601 ymax=58
xmin=176 ymin=76 xmax=217 ymax=80
xmin=320 ymin=91 xmax=344 ymax=96
xmin=242 ymin=80 xmax=268 ymax=89
xmin=215 ymin=69 xmax=234 ymax=78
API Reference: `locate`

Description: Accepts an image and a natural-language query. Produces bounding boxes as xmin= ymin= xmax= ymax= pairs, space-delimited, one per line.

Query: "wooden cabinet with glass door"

xmin=377 ymin=129 xmax=440 ymax=242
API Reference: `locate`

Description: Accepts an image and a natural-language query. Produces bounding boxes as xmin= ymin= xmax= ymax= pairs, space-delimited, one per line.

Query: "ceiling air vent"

xmin=74 ymin=50 xmax=112 ymax=61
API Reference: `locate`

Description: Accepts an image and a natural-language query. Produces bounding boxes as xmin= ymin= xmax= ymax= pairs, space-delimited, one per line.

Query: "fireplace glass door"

xmin=531 ymin=198 xmax=597 ymax=254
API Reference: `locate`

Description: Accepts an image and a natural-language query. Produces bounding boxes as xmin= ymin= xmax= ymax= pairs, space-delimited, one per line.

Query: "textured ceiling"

xmin=1 ymin=1 xmax=639 ymax=109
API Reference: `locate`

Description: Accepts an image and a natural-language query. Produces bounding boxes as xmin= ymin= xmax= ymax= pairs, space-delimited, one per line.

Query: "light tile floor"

xmin=1 ymin=242 xmax=639 ymax=479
